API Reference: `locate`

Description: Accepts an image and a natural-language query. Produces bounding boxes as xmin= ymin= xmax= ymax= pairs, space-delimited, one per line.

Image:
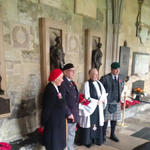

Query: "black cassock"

xmin=41 ymin=82 xmax=66 ymax=150
xmin=77 ymin=80 xmax=103 ymax=146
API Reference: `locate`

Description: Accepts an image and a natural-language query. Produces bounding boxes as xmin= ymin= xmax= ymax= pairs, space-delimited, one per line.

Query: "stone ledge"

xmin=124 ymin=98 xmax=150 ymax=119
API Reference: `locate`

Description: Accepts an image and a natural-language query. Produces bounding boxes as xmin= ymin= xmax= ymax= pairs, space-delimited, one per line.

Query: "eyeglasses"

xmin=67 ymin=69 xmax=75 ymax=72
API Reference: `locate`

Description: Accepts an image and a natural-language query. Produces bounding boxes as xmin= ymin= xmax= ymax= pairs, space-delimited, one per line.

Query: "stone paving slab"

xmin=105 ymin=131 xmax=149 ymax=150
xmin=12 ymin=107 xmax=150 ymax=150
xmin=75 ymin=145 xmax=119 ymax=150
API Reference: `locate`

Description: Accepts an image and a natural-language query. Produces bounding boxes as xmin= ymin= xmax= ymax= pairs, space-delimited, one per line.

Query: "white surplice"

xmin=79 ymin=80 xmax=107 ymax=128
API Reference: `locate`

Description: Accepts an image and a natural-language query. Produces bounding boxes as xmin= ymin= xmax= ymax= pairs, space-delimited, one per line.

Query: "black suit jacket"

xmin=100 ymin=73 xmax=124 ymax=103
xmin=60 ymin=76 xmax=79 ymax=123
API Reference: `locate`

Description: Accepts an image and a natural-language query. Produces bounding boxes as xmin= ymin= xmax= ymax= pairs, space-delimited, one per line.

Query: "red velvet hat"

xmin=48 ymin=69 xmax=62 ymax=82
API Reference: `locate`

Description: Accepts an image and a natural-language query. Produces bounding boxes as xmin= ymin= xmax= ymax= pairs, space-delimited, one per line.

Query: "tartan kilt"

xmin=104 ymin=102 xmax=121 ymax=121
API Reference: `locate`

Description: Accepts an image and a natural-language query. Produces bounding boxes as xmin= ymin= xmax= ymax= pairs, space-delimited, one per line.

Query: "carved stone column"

xmin=112 ymin=0 xmax=124 ymax=61
xmin=105 ymin=0 xmax=113 ymax=73
xmin=105 ymin=0 xmax=124 ymax=73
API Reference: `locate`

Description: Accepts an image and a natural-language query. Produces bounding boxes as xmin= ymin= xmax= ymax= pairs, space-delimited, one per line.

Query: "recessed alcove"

xmin=39 ymin=18 xmax=66 ymax=91
xmin=0 ymin=18 xmax=10 ymax=119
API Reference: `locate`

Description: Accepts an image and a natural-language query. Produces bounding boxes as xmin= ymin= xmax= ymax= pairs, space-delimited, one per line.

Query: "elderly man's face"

xmin=111 ymin=68 xmax=120 ymax=75
xmin=89 ymin=69 xmax=98 ymax=81
xmin=64 ymin=68 xmax=75 ymax=80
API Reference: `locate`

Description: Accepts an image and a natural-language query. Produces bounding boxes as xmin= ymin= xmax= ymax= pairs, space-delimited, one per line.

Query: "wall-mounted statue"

xmin=91 ymin=37 xmax=103 ymax=71
xmin=50 ymin=33 xmax=65 ymax=70
xmin=0 ymin=75 xmax=4 ymax=95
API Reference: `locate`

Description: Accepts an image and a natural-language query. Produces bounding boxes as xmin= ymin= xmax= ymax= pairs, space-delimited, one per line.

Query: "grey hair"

xmin=88 ymin=68 xmax=98 ymax=74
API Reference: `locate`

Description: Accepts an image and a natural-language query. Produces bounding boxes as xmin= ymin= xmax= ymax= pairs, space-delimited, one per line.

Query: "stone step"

xmin=123 ymin=102 xmax=150 ymax=119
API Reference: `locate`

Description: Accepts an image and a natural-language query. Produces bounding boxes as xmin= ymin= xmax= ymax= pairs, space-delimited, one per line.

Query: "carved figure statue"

xmin=50 ymin=33 xmax=65 ymax=70
xmin=92 ymin=37 xmax=103 ymax=71
xmin=0 ymin=75 xmax=4 ymax=95
xmin=135 ymin=0 xmax=144 ymax=43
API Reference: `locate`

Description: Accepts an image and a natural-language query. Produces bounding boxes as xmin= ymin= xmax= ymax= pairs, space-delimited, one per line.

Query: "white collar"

xmin=66 ymin=76 xmax=72 ymax=82
xmin=111 ymin=74 xmax=119 ymax=80
xmin=51 ymin=82 xmax=59 ymax=93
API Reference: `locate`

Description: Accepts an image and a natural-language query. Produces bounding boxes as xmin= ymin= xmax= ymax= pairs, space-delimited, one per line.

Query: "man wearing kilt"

xmin=100 ymin=62 xmax=124 ymax=142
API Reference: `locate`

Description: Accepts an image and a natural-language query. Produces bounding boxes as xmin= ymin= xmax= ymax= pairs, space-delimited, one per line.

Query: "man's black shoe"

xmin=85 ymin=144 xmax=91 ymax=148
xmin=103 ymin=136 xmax=106 ymax=143
xmin=110 ymin=135 xmax=119 ymax=142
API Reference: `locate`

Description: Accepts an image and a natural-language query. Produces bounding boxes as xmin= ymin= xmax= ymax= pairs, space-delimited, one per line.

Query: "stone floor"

xmin=75 ymin=104 xmax=150 ymax=150
xmin=11 ymin=102 xmax=150 ymax=150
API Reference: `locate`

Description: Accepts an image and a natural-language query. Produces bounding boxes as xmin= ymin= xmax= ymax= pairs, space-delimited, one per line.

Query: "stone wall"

xmin=0 ymin=0 xmax=106 ymax=141
xmin=0 ymin=0 xmax=150 ymax=142
xmin=119 ymin=0 xmax=150 ymax=96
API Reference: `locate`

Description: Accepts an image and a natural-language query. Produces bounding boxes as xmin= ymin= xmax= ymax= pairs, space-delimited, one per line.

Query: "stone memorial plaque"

xmin=132 ymin=80 xmax=144 ymax=90
xmin=132 ymin=52 xmax=150 ymax=75
xmin=12 ymin=25 xmax=30 ymax=49
xmin=67 ymin=33 xmax=80 ymax=52
xmin=40 ymin=0 xmax=61 ymax=8
xmin=119 ymin=46 xmax=130 ymax=78
xmin=75 ymin=0 xmax=97 ymax=18
xmin=30 ymin=0 xmax=38 ymax=3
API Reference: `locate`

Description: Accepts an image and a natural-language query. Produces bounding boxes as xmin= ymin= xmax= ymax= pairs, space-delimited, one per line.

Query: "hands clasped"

xmin=68 ymin=114 xmax=75 ymax=122
xmin=97 ymin=99 xmax=105 ymax=105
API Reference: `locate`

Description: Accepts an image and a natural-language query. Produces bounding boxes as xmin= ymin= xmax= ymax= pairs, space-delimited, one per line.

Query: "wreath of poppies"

xmin=79 ymin=93 xmax=90 ymax=106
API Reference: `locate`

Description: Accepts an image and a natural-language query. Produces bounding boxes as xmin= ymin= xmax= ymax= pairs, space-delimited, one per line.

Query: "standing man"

xmin=61 ymin=63 xmax=79 ymax=150
xmin=78 ymin=68 xmax=107 ymax=147
xmin=100 ymin=62 xmax=124 ymax=142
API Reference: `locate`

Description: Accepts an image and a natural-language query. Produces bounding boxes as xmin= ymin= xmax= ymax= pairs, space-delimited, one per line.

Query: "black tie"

xmin=114 ymin=76 xmax=117 ymax=80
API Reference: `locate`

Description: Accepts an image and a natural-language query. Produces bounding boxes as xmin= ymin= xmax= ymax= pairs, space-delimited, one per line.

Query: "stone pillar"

xmin=105 ymin=0 xmax=113 ymax=73
xmin=105 ymin=0 xmax=124 ymax=73
xmin=112 ymin=0 xmax=124 ymax=61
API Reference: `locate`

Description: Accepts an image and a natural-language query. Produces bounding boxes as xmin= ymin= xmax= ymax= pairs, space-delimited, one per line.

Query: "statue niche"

xmin=91 ymin=37 xmax=103 ymax=71
xmin=0 ymin=75 xmax=4 ymax=95
xmin=50 ymin=33 xmax=65 ymax=70
xmin=0 ymin=74 xmax=10 ymax=118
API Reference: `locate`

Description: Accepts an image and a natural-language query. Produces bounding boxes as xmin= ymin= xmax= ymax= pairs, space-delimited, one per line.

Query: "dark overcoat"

xmin=41 ymin=82 xmax=66 ymax=150
xmin=60 ymin=76 xmax=79 ymax=123
xmin=100 ymin=73 xmax=124 ymax=120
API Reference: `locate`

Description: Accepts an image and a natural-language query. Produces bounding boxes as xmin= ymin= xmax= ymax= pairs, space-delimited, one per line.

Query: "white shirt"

xmin=112 ymin=74 xmax=119 ymax=80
